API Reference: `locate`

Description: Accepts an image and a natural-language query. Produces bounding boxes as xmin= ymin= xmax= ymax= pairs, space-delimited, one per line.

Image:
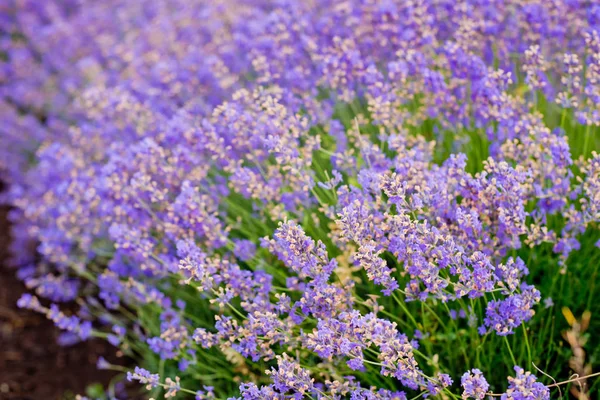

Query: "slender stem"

xmin=391 ymin=292 xmax=419 ymax=328
xmin=522 ymin=325 xmax=532 ymax=367
xmin=546 ymin=371 xmax=600 ymax=388
xmin=583 ymin=123 xmax=593 ymax=157
xmin=503 ymin=336 xmax=518 ymax=366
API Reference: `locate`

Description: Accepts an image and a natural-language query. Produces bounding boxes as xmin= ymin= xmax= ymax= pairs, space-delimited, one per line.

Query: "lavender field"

xmin=1 ymin=1 xmax=600 ymax=399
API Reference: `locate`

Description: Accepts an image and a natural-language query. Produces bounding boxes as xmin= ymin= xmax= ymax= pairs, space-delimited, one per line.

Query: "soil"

xmin=0 ymin=204 xmax=124 ymax=400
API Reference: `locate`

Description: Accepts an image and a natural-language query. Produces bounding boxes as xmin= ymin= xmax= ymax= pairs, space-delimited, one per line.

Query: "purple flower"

xmin=97 ymin=356 xmax=111 ymax=370
xmin=461 ymin=369 xmax=489 ymax=399
xmin=483 ymin=284 xmax=541 ymax=336
xmin=501 ymin=367 xmax=549 ymax=400
xmin=16 ymin=294 xmax=44 ymax=312
xmin=233 ymin=239 xmax=257 ymax=262
xmin=127 ymin=367 xmax=160 ymax=390
xmin=267 ymin=354 xmax=314 ymax=396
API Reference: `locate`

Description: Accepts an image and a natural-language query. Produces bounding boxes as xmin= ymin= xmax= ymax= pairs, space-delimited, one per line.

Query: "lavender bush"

xmin=1 ymin=1 xmax=600 ymax=399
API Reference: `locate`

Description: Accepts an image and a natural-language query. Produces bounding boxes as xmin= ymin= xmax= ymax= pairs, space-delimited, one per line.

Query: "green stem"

xmin=522 ymin=325 xmax=532 ymax=367
xmin=391 ymin=292 xmax=419 ymax=328
xmin=503 ymin=336 xmax=518 ymax=366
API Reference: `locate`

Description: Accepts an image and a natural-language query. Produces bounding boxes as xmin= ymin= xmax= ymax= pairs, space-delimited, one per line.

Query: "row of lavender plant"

xmin=1 ymin=1 xmax=600 ymax=399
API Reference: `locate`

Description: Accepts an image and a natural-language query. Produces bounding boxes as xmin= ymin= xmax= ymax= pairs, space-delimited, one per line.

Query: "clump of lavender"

xmin=2 ymin=0 xmax=599 ymax=399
